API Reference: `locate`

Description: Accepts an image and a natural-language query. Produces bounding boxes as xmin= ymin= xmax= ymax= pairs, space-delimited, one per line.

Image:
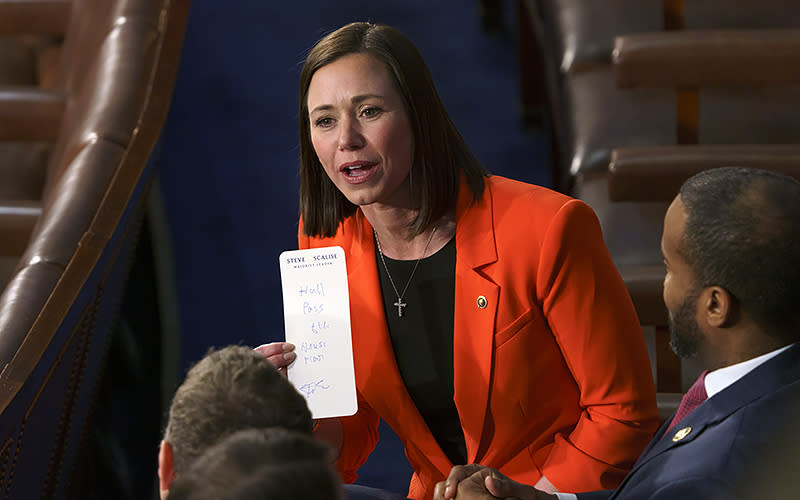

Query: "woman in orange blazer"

xmin=259 ymin=22 xmax=658 ymax=500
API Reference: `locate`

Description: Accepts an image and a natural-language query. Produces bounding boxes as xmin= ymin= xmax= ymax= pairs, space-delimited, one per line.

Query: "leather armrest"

xmin=0 ymin=260 xmax=63 ymax=369
xmin=608 ymin=145 xmax=800 ymax=202
xmin=613 ymin=30 xmax=800 ymax=88
xmin=0 ymin=0 xmax=71 ymax=36
xmin=0 ymin=87 xmax=65 ymax=141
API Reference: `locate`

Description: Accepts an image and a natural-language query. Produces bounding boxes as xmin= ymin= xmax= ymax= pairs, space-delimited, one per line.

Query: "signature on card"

xmin=299 ymin=378 xmax=330 ymax=398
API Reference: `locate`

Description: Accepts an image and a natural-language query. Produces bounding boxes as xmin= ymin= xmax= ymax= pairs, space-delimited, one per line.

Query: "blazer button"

xmin=476 ymin=295 xmax=488 ymax=309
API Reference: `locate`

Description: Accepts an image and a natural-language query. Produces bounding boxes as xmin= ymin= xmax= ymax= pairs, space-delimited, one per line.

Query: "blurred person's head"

xmin=158 ymin=345 xmax=313 ymax=499
xmin=661 ymin=167 xmax=800 ymax=369
xmin=298 ymin=21 xmax=488 ymax=238
xmin=167 ymin=427 xmax=345 ymax=500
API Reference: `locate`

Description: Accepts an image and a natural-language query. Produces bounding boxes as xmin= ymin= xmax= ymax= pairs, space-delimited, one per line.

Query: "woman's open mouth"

xmin=339 ymin=161 xmax=378 ymax=184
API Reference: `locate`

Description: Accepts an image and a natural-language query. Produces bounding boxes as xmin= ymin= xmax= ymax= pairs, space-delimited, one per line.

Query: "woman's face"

xmin=306 ymin=52 xmax=415 ymax=209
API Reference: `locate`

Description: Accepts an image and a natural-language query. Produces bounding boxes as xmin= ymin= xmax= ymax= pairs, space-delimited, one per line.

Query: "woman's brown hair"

xmin=298 ymin=22 xmax=488 ymax=238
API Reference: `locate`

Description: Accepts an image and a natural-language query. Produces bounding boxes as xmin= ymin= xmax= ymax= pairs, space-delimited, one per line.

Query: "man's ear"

xmin=158 ymin=440 xmax=175 ymax=499
xmin=702 ymin=286 xmax=735 ymax=328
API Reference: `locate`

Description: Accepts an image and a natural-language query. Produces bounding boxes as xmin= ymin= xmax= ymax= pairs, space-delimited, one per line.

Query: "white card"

xmin=279 ymin=246 xmax=357 ymax=419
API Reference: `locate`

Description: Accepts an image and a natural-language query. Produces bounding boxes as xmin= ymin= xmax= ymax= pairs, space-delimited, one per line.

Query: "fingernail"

xmin=283 ymin=343 xmax=294 ymax=352
xmin=284 ymin=352 xmax=296 ymax=361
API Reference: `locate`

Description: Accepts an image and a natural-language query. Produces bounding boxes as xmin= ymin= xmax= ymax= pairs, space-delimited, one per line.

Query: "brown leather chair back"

xmin=0 ymin=0 xmax=190 ymax=497
xmin=0 ymin=0 xmax=164 ymax=291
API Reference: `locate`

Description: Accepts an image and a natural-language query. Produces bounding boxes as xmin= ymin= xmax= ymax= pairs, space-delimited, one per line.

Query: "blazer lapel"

xmin=622 ymin=344 xmax=800 ymax=481
xmin=452 ymin=178 xmax=499 ymax=463
xmin=344 ymin=212 xmax=450 ymax=466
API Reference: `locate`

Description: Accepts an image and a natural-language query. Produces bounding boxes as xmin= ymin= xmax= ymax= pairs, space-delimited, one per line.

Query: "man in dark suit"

xmin=434 ymin=166 xmax=800 ymax=500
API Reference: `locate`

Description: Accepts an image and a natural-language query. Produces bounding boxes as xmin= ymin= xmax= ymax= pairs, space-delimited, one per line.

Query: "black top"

xmin=374 ymin=235 xmax=467 ymax=465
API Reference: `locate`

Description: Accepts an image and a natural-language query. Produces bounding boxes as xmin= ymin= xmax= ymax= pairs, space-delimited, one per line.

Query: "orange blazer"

xmin=299 ymin=176 xmax=659 ymax=500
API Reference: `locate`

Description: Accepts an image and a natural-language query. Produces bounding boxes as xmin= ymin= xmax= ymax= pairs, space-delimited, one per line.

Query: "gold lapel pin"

xmin=476 ymin=296 xmax=488 ymax=309
xmin=672 ymin=426 xmax=692 ymax=442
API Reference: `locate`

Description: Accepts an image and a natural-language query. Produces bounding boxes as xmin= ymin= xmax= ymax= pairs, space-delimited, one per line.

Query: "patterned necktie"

xmin=665 ymin=370 xmax=709 ymax=434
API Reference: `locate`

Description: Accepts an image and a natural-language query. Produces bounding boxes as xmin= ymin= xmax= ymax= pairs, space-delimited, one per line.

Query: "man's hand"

xmin=434 ymin=465 xmax=489 ymax=500
xmin=433 ymin=465 xmax=556 ymax=500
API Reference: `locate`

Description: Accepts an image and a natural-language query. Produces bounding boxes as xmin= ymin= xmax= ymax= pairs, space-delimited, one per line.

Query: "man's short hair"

xmin=166 ymin=427 xmax=344 ymax=500
xmin=164 ymin=345 xmax=313 ymax=475
xmin=679 ymin=167 xmax=800 ymax=337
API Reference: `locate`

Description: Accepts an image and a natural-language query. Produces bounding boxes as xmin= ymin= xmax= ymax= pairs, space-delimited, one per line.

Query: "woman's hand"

xmin=433 ymin=464 xmax=554 ymax=500
xmin=253 ymin=342 xmax=296 ymax=376
xmin=434 ymin=464 xmax=488 ymax=500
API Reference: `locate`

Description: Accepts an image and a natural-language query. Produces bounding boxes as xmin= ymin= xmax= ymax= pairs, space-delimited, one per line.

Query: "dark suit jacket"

xmin=578 ymin=343 xmax=800 ymax=500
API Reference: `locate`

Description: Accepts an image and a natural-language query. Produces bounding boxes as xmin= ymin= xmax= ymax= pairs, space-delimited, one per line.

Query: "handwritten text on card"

xmin=279 ymin=246 xmax=357 ymax=419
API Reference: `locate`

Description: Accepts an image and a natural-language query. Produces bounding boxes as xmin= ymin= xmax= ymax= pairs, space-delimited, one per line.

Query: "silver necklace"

xmin=374 ymin=227 xmax=437 ymax=318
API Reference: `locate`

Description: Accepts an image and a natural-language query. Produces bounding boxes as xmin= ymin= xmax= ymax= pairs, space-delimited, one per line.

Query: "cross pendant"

xmin=394 ymin=298 xmax=407 ymax=318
